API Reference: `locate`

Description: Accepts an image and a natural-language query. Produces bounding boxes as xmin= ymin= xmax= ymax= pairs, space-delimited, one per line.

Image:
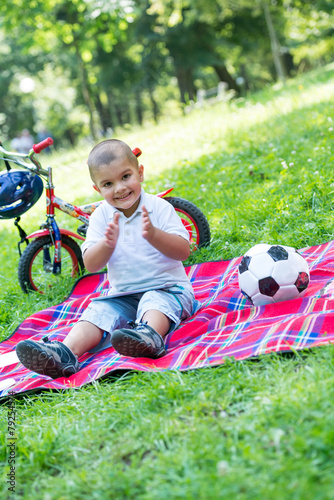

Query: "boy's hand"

xmin=105 ymin=212 xmax=120 ymax=249
xmin=142 ymin=205 xmax=155 ymax=241
xmin=141 ymin=204 xmax=190 ymax=260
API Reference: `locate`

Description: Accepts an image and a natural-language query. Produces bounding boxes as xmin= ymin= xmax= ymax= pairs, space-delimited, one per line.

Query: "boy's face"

xmin=93 ymin=156 xmax=144 ymax=217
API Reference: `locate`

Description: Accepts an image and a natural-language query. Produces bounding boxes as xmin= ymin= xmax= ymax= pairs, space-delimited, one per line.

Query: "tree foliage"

xmin=0 ymin=0 xmax=332 ymax=145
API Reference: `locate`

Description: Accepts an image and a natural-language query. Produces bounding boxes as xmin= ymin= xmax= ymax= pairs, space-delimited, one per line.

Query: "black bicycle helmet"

xmin=0 ymin=170 xmax=43 ymax=219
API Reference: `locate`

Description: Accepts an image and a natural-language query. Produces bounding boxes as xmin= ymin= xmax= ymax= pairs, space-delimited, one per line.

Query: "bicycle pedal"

xmin=77 ymin=224 xmax=87 ymax=237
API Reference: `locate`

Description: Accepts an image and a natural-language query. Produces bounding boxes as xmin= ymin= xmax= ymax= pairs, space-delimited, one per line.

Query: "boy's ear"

xmin=93 ymin=184 xmax=100 ymax=193
xmin=139 ymin=164 xmax=144 ymax=182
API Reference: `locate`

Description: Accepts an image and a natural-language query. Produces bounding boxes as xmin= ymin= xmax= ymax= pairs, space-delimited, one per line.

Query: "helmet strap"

xmin=14 ymin=218 xmax=28 ymax=256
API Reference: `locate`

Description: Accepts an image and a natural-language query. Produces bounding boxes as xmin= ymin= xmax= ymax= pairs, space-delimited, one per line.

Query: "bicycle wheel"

xmin=18 ymin=234 xmax=84 ymax=293
xmin=164 ymin=197 xmax=211 ymax=251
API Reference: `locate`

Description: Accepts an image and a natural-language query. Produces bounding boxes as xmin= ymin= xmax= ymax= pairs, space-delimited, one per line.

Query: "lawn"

xmin=1 ymin=63 xmax=334 ymax=499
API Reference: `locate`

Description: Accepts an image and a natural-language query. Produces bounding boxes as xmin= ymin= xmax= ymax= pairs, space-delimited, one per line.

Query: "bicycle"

xmin=0 ymin=137 xmax=211 ymax=294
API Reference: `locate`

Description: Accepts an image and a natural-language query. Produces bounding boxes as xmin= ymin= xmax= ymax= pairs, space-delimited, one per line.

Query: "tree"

xmin=0 ymin=0 xmax=333 ymax=143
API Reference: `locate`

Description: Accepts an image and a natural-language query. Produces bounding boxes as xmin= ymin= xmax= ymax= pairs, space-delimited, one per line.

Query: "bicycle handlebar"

xmin=32 ymin=137 xmax=53 ymax=153
xmin=0 ymin=137 xmax=53 ymax=176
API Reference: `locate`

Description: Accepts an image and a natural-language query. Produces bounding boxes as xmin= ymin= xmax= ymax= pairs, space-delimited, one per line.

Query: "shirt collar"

xmin=136 ymin=189 xmax=154 ymax=214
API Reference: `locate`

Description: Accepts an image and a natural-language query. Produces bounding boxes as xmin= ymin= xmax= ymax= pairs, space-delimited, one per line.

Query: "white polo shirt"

xmin=81 ymin=189 xmax=193 ymax=296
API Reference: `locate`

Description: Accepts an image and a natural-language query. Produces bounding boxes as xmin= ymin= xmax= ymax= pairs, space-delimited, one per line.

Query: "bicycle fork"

xmin=49 ymin=218 xmax=62 ymax=274
xmin=44 ymin=170 xmax=62 ymax=274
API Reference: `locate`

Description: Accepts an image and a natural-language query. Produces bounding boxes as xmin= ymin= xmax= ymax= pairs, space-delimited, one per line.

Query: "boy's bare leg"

xmin=141 ymin=309 xmax=171 ymax=338
xmin=63 ymin=321 xmax=104 ymax=358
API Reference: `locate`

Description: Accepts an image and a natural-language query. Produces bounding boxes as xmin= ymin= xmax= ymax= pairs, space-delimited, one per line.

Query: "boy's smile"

xmin=93 ymin=157 xmax=144 ymax=217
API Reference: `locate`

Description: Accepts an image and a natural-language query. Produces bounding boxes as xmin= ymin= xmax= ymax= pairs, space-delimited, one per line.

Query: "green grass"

xmin=1 ymin=64 xmax=334 ymax=499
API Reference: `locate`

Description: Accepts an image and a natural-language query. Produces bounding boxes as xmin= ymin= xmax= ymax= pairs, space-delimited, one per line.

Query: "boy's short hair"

xmin=88 ymin=139 xmax=138 ymax=180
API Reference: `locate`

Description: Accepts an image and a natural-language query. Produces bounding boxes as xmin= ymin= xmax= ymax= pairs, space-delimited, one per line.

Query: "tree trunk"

xmin=122 ymin=104 xmax=131 ymax=125
xmin=281 ymin=50 xmax=296 ymax=77
xmin=74 ymin=44 xmax=98 ymax=141
xmin=107 ymin=93 xmax=122 ymax=128
xmin=134 ymin=89 xmax=143 ymax=125
xmin=175 ymin=66 xmax=196 ymax=104
xmin=262 ymin=0 xmax=286 ymax=82
xmin=213 ymin=65 xmax=240 ymax=93
xmin=148 ymin=88 xmax=159 ymax=123
xmin=94 ymin=93 xmax=114 ymax=135
xmin=115 ymin=104 xmax=124 ymax=127
xmin=240 ymin=64 xmax=251 ymax=91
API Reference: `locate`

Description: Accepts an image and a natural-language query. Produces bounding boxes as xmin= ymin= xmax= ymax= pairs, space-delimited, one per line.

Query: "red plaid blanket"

xmin=1 ymin=240 xmax=334 ymax=398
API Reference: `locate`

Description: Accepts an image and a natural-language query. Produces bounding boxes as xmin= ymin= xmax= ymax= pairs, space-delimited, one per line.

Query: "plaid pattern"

xmin=1 ymin=240 xmax=334 ymax=398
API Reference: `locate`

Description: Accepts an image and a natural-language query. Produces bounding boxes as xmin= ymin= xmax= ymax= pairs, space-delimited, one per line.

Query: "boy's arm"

xmin=142 ymin=205 xmax=190 ymax=261
xmin=83 ymin=212 xmax=120 ymax=272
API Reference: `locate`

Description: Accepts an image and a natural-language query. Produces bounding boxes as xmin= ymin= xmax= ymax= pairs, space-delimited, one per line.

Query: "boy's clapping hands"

xmin=104 ymin=206 xmax=189 ymax=262
xmin=105 ymin=212 xmax=120 ymax=248
xmin=105 ymin=207 xmax=154 ymax=250
xmin=142 ymin=205 xmax=155 ymax=241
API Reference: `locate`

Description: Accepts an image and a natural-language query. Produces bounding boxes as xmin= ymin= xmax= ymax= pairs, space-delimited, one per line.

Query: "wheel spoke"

xmin=18 ymin=235 xmax=84 ymax=293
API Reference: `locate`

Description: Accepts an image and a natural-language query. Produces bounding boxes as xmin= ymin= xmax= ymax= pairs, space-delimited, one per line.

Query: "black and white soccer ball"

xmin=238 ymin=244 xmax=310 ymax=306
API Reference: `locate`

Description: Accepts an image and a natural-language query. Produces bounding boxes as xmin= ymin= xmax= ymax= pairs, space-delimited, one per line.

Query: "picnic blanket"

xmin=1 ymin=240 xmax=334 ymax=399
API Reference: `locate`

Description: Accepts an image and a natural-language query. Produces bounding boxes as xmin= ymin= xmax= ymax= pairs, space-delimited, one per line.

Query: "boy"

xmin=16 ymin=139 xmax=197 ymax=379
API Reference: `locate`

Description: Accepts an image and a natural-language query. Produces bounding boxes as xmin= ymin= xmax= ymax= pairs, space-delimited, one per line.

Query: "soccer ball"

xmin=238 ymin=244 xmax=310 ymax=306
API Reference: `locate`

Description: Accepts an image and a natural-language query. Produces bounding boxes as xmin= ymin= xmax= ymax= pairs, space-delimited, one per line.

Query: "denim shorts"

xmin=79 ymin=285 xmax=201 ymax=353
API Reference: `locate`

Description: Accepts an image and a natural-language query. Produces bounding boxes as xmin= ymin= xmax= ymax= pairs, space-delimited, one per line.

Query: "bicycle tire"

xmin=164 ymin=196 xmax=211 ymax=251
xmin=18 ymin=234 xmax=84 ymax=294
